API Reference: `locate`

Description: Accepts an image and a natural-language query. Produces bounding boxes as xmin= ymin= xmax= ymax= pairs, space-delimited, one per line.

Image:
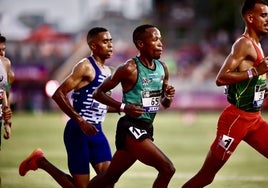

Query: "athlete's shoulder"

xmin=155 ymin=59 xmax=165 ymax=66
xmin=0 ymin=56 xmax=11 ymax=66
xmin=74 ymin=58 xmax=92 ymax=70
xmin=233 ymin=35 xmax=254 ymax=50
xmin=118 ymin=58 xmax=137 ymax=72
xmin=69 ymin=58 xmax=95 ymax=80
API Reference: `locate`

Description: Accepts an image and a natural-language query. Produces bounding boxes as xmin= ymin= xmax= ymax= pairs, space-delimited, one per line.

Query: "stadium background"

xmin=1 ymin=1 xmax=268 ymax=188
xmin=2 ymin=0 xmax=268 ymax=113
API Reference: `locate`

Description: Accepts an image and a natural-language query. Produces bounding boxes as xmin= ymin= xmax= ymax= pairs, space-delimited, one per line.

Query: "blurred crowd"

xmin=4 ymin=25 xmax=268 ymax=112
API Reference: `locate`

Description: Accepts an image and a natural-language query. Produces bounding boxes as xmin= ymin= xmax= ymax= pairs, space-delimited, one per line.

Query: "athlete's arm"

xmin=93 ymin=60 xmax=145 ymax=117
xmin=160 ymin=61 xmax=175 ymax=109
xmin=1 ymin=57 xmax=14 ymax=101
xmin=52 ymin=59 xmax=98 ymax=135
xmin=216 ymin=38 xmax=268 ymax=86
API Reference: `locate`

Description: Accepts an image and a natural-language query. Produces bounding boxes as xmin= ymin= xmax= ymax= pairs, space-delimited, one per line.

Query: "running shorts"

xmin=210 ymin=104 xmax=268 ymax=161
xmin=64 ymin=119 xmax=112 ymax=174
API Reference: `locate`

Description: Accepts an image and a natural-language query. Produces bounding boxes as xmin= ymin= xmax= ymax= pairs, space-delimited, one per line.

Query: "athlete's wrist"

xmin=251 ymin=67 xmax=259 ymax=77
xmin=247 ymin=69 xmax=253 ymax=79
xmin=120 ymin=103 xmax=126 ymax=112
xmin=164 ymin=93 xmax=172 ymax=100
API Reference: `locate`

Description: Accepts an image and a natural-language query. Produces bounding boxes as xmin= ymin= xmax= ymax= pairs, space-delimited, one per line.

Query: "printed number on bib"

xmin=129 ymin=126 xmax=147 ymax=139
xmin=219 ymin=134 xmax=234 ymax=150
xmin=141 ymin=90 xmax=161 ymax=113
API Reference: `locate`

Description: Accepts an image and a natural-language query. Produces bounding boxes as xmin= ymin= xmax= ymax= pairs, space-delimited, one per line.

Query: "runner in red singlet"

xmin=182 ymin=0 xmax=268 ymax=187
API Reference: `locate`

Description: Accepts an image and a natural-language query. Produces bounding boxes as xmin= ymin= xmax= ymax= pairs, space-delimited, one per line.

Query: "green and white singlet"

xmin=122 ymin=56 xmax=165 ymax=123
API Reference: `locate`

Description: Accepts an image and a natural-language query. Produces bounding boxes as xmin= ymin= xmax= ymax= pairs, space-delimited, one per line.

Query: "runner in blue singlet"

xmin=19 ymin=27 xmax=115 ymax=188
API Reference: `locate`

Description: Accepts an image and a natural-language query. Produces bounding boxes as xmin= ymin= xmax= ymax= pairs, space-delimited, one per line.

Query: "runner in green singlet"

xmin=88 ymin=24 xmax=176 ymax=188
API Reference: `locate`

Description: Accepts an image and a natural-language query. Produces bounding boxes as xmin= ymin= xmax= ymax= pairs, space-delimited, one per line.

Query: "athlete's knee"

xmin=158 ymin=160 xmax=176 ymax=178
xmin=167 ymin=162 xmax=176 ymax=177
xmin=200 ymin=173 xmax=215 ymax=187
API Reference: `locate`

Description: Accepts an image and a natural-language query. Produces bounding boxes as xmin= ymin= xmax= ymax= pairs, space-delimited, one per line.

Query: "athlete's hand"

xmin=164 ymin=85 xmax=175 ymax=99
xmin=3 ymin=122 xmax=11 ymax=139
xmin=124 ymin=103 xmax=145 ymax=117
xmin=79 ymin=119 xmax=99 ymax=136
xmin=2 ymin=106 xmax=12 ymax=122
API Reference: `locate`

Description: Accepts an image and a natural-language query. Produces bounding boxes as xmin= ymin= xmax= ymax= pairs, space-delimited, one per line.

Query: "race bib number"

xmin=219 ymin=134 xmax=234 ymax=150
xmin=129 ymin=126 xmax=147 ymax=139
xmin=253 ymin=84 xmax=266 ymax=108
xmin=141 ymin=90 xmax=161 ymax=113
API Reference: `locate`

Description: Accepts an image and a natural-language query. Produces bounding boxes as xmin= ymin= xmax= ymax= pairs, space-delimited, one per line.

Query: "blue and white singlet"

xmin=71 ymin=56 xmax=111 ymax=125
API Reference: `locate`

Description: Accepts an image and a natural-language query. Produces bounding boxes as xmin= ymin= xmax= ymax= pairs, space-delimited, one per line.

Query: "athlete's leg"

xmin=88 ymin=149 xmax=137 ymax=188
xmin=92 ymin=161 xmax=111 ymax=174
xmin=245 ymin=117 xmax=268 ymax=158
xmin=125 ymin=135 xmax=175 ymax=188
xmin=90 ymin=124 xmax=112 ymax=174
xmin=19 ymin=148 xmax=76 ymax=188
xmin=64 ymin=120 xmax=92 ymax=188
xmin=182 ymin=150 xmax=226 ymax=188
xmin=71 ymin=174 xmax=89 ymax=188
xmin=62 ymin=123 xmax=112 ymax=188
xmin=182 ymin=105 xmax=248 ymax=187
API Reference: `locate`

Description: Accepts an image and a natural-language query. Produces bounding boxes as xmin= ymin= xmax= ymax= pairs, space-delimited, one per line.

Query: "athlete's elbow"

xmin=51 ymin=90 xmax=58 ymax=101
xmin=215 ymin=78 xmax=225 ymax=86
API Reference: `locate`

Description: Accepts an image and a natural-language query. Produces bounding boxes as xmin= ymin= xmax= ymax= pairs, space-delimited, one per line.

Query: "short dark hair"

xmin=241 ymin=0 xmax=268 ymax=16
xmin=133 ymin=24 xmax=156 ymax=47
xmin=0 ymin=34 xmax=6 ymax=43
xmin=87 ymin=27 xmax=108 ymax=43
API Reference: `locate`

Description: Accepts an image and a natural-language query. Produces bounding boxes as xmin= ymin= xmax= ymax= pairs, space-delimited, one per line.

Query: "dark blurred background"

xmin=1 ymin=0 xmax=268 ymax=113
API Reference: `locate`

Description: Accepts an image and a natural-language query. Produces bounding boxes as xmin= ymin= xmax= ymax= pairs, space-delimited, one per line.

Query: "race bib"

xmin=253 ymin=84 xmax=266 ymax=108
xmin=141 ymin=90 xmax=161 ymax=113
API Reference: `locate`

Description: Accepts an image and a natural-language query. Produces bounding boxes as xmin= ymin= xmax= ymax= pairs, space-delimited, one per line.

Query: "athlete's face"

xmin=0 ymin=42 xmax=6 ymax=56
xmin=91 ymin=31 xmax=113 ymax=60
xmin=249 ymin=3 xmax=268 ymax=35
xmin=141 ymin=27 xmax=163 ymax=60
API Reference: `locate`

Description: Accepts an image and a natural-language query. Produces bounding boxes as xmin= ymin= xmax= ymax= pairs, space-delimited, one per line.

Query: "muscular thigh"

xmin=88 ymin=124 xmax=112 ymax=166
xmin=210 ymin=107 xmax=249 ymax=161
xmin=64 ymin=119 xmax=90 ymax=174
xmin=244 ymin=118 xmax=268 ymax=157
xmin=125 ymin=132 xmax=171 ymax=168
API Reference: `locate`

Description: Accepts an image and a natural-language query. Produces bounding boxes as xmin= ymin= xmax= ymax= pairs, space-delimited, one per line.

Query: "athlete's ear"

xmin=90 ymin=42 xmax=96 ymax=50
xmin=136 ymin=40 xmax=144 ymax=48
xmin=246 ymin=13 xmax=254 ymax=23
